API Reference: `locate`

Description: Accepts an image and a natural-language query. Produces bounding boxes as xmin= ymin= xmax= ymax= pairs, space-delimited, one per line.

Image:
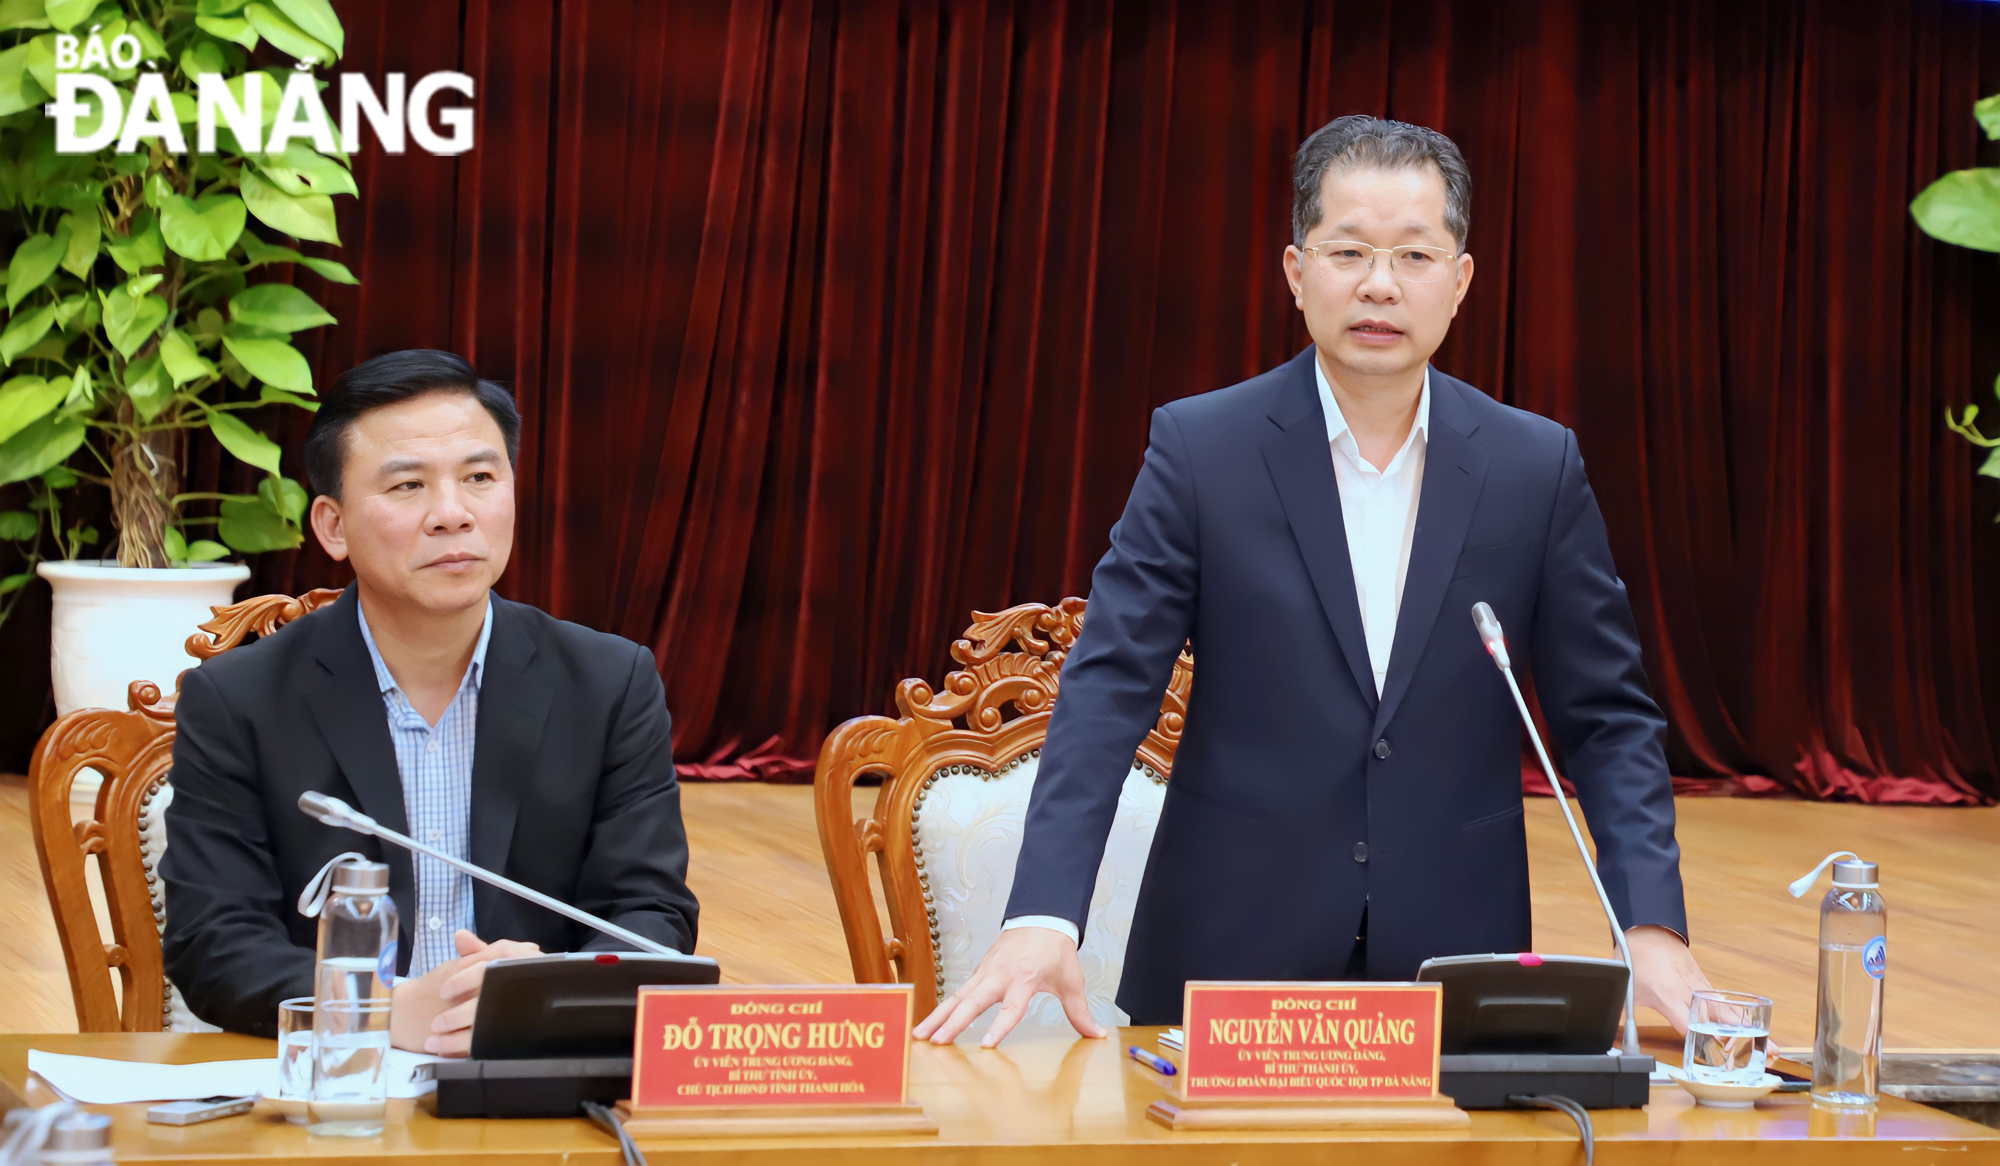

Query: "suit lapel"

xmin=468 ymin=600 xmax=553 ymax=928
xmin=1261 ymin=349 xmax=1380 ymax=712
xmin=1373 ymin=375 xmax=1490 ymax=738
xmin=305 ymin=584 xmax=415 ymax=948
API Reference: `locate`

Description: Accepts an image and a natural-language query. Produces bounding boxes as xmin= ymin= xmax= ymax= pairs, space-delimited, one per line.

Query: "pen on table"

xmin=1128 ymin=1046 xmax=1176 ymax=1076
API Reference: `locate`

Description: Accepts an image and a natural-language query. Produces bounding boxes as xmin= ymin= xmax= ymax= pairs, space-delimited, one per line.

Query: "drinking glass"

xmin=276 ymin=996 xmax=314 ymax=1118
xmin=1683 ymin=989 xmax=1773 ymax=1085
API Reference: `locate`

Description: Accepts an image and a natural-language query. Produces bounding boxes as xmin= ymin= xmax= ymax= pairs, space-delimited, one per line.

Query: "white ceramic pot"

xmin=36 ymin=560 xmax=250 ymax=800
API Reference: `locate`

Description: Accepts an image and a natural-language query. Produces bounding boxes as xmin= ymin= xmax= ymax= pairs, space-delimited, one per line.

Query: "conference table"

xmin=3 ymin=1026 xmax=1994 ymax=1164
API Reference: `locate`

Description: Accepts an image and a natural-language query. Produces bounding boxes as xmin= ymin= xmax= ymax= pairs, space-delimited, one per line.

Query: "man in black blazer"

xmin=162 ymin=350 xmax=698 ymax=1052
xmin=917 ymin=116 xmax=1709 ymax=1046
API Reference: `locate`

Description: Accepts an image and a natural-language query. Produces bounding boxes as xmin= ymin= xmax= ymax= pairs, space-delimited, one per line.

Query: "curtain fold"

xmin=3 ymin=0 xmax=1994 ymax=803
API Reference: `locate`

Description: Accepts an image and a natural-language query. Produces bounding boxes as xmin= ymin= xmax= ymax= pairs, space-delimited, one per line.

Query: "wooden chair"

xmin=28 ymin=588 xmax=342 ymax=1032
xmin=814 ymin=598 xmax=1192 ymax=1029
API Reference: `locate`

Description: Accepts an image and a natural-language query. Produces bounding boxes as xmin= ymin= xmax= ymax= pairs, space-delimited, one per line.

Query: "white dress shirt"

xmin=1321 ymin=360 xmax=1430 ymax=696
xmin=1005 ymin=364 xmax=1432 ymax=948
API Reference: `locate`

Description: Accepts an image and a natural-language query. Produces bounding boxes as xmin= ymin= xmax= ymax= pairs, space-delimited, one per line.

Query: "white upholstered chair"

xmin=814 ymin=598 xmax=1191 ymax=1027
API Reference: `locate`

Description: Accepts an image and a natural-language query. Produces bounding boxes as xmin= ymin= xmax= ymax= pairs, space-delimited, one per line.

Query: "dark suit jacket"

xmin=161 ymin=585 xmax=699 ymax=1036
xmin=1005 ymin=349 xmax=1687 ymax=1024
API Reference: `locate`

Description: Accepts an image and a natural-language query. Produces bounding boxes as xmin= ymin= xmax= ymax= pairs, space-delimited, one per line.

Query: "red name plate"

xmin=1180 ymin=981 xmax=1443 ymax=1101
xmin=631 ymin=985 xmax=913 ymax=1109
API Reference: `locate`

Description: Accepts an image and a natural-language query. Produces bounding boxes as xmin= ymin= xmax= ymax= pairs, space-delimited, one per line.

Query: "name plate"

xmin=631 ymin=984 xmax=914 ymax=1109
xmin=1180 ymin=981 xmax=1444 ymax=1101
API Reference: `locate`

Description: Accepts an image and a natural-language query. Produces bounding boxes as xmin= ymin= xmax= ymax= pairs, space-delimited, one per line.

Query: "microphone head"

xmin=1470 ymin=602 xmax=1511 ymax=668
xmin=298 ymin=791 xmax=374 ymax=833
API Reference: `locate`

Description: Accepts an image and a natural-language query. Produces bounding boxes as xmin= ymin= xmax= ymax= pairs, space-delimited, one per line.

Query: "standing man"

xmin=163 ymin=350 xmax=699 ymax=1054
xmin=917 ymin=116 xmax=1708 ymax=1046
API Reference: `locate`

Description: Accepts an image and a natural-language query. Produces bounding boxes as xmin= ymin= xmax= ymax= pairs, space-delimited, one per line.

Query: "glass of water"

xmin=276 ymin=997 xmax=314 ymax=1118
xmin=1684 ymin=989 xmax=1774 ymax=1084
xmin=307 ymin=998 xmax=392 ymax=1136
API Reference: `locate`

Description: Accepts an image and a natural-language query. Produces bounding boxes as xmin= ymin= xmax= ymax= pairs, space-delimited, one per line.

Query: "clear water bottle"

xmin=1788 ymin=850 xmax=1885 ymax=1109
xmin=303 ymin=856 xmax=397 ymax=1136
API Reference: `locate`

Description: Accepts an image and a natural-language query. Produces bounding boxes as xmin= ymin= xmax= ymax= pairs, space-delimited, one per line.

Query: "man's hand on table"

xmin=389 ymin=930 xmax=540 ymax=1056
xmin=1628 ymin=924 xmax=1711 ymax=1035
xmin=911 ymin=925 xmax=1105 ymax=1048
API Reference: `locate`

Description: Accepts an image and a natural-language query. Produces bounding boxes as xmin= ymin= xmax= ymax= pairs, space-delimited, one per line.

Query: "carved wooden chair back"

xmin=28 ymin=588 xmax=343 ymax=1032
xmin=814 ymin=598 xmax=1192 ymax=1026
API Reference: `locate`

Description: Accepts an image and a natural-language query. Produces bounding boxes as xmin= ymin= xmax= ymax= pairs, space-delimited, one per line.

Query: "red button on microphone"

xmin=1517 ymin=953 xmax=1543 ymax=967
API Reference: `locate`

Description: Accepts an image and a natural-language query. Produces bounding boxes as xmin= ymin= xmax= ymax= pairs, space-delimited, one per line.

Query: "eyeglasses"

xmin=1297 ymin=239 xmax=1459 ymax=283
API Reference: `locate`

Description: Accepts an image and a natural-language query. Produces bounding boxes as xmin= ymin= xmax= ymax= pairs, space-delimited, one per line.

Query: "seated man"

xmin=162 ymin=349 xmax=699 ymax=1055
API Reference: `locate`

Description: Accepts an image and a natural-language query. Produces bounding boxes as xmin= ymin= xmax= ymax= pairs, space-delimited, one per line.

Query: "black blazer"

xmin=1005 ymin=350 xmax=1688 ymax=1024
xmin=161 ymin=585 xmax=699 ymax=1036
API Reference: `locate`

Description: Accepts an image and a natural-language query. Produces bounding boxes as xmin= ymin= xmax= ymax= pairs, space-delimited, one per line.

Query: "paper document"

xmin=27 ymin=1048 xmax=444 ymax=1104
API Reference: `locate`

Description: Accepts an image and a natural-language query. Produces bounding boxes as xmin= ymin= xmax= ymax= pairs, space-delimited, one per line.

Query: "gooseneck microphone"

xmin=297 ymin=791 xmax=681 ymax=957
xmin=1470 ymin=602 xmax=1643 ymax=1059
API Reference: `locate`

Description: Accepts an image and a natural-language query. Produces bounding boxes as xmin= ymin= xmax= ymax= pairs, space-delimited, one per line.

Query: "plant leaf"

xmin=1911 ymin=168 xmax=2000 ymax=253
xmin=239 ymin=170 xmax=340 ymax=244
xmin=62 ymin=363 xmax=90 ymax=405
xmin=99 ymin=284 xmax=169 ymax=358
xmin=1978 ymin=94 xmax=2000 ymax=142
xmin=0 ymin=413 xmax=84 ymax=485
xmin=255 ymin=141 xmax=356 ymax=198
xmin=6 ymin=226 xmax=67 ymax=312
xmin=160 ymin=328 xmax=218 ymax=386
xmin=180 ymin=40 xmax=228 ymax=80
xmin=107 ymin=210 xmax=166 ymax=275
xmin=160 ymin=192 xmax=247 ymax=262
xmin=243 ymin=2 xmax=332 ymax=62
xmin=195 ymin=14 xmax=257 ymax=50
xmin=56 ymin=210 xmax=98 ymax=278
xmin=261 ymin=473 xmax=307 ymax=522
xmin=44 ymin=0 xmax=94 ymax=31
xmin=162 ymin=523 xmax=188 ymax=562
xmin=0 ymin=373 xmax=62 ymax=444
xmin=299 ymin=255 xmax=356 ymax=284
xmin=0 ymin=40 xmax=48 ymax=117
xmin=272 ymin=0 xmax=341 ymax=56
xmin=0 ymin=302 xmax=56 ymax=364
xmin=229 ymin=281 xmax=335 ymax=332
xmin=0 ymin=509 xmax=35 ymax=539
xmin=217 ymin=493 xmax=299 ymax=551
xmin=122 ymin=351 xmax=173 ymax=420
xmin=0 ymin=570 xmax=28 ymax=592
xmin=258 ymin=383 xmax=317 ymax=411
xmin=0 ymin=0 xmax=49 ymax=30
xmin=220 ymin=330 xmax=311 ymax=391
xmin=184 ymin=538 xmax=230 ymax=562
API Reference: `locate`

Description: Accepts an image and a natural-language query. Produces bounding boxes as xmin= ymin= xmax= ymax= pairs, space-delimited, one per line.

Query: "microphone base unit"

xmin=432 ymin=1057 xmax=634 ymax=1118
xmin=1439 ymin=1053 xmax=1655 ymax=1110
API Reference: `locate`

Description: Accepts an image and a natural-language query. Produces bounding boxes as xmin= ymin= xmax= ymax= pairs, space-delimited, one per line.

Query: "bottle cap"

xmin=47 ymin=1111 xmax=112 ymax=1150
xmin=299 ymin=851 xmax=388 ymax=917
xmin=1788 ymin=850 xmax=1878 ymax=895
xmin=332 ymin=859 xmax=390 ymax=893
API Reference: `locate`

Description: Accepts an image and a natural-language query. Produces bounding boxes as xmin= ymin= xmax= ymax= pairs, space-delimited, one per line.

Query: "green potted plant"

xmin=0 ymin=0 xmax=353 ymax=737
xmin=1914 ymin=93 xmax=2000 ymax=491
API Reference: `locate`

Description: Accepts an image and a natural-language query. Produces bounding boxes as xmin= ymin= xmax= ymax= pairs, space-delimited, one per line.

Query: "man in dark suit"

xmin=162 ymin=350 xmax=698 ymax=1053
xmin=916 ymin=116 xmax=1709 ymax=1046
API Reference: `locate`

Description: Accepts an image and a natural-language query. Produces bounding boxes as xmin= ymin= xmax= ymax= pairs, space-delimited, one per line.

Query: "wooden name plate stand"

xmin=615 ymin=1101 xmax=938 ymax=1139
xmin=1147 ymin=981 xmax=1470 ymax=1132
xmin=1146 ymin=1093 xmax=1469 ymax=1132
xmin=618 ymin=985 xmax=938 ymax=1140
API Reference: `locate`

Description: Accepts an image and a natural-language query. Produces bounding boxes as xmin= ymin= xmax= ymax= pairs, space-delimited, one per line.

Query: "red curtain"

xmin=4 ymin=0 xmax=1997 ymax=803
